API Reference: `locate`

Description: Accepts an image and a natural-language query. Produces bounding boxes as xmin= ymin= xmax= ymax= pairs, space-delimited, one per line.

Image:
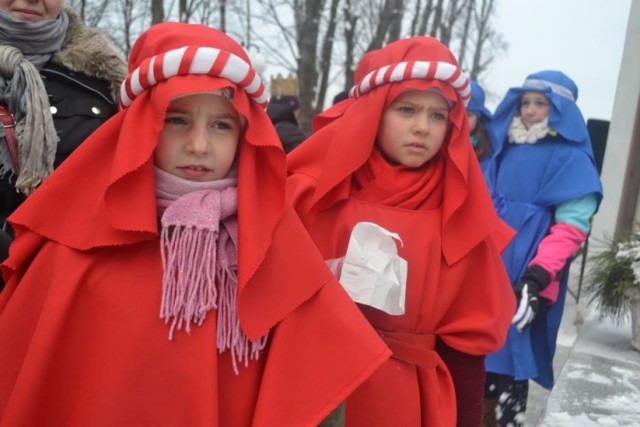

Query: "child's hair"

xmin=467 ymin=80 xmax=493 ymax=161
xmin=472 ymin=118 xmax=492 ymax=160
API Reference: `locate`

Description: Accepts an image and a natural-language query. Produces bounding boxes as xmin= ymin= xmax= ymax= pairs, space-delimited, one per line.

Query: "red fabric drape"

xmin=0 ymin=22 xmax=390 ymax=426
xmin=287 ymin=36 xmax=515 ymax=426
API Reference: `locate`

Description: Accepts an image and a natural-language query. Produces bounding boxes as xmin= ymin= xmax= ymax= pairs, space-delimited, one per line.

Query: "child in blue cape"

xmin=482 ymin=70 xmax=603 ymax=426
xmin=466 ymin=81 xmax=495 ymax=171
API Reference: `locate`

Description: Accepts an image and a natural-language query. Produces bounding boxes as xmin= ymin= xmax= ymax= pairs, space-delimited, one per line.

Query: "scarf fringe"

xmin=160 ymin=220 xmax=268 ymax=375
xmin=216 ymin=257 xmax=269 ymax=374
xmin=160 ymin=225 xmax=219 ymax=339
xmin=15 ymin=168 xmax=51 ymax=196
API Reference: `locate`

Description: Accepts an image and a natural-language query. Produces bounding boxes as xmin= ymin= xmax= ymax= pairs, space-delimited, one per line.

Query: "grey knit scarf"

xmin=0 ymin=9 xmax=69 ymax=194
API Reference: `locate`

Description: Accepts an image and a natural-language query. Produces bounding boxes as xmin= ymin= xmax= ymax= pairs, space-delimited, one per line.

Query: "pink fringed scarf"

xmin=155 ymin=167 xmax=268 ymax=374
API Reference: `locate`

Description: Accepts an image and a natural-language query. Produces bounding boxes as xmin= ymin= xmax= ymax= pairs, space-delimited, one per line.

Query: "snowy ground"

xmin=524 ymin=263 xmax=640 ymax=426
xmin=526 ymin=268 xmax=582 ymax=426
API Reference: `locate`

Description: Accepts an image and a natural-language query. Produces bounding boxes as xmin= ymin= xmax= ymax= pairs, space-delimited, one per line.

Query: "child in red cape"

xmin=0 ymin=22 xmax=390 ymax=426
xmin=286 ymin=37 xmax=515 ymax=426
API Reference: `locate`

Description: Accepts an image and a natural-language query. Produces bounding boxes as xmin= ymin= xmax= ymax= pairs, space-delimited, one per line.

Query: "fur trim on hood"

xmin=52 ymin=7 xmax=127 ymax=102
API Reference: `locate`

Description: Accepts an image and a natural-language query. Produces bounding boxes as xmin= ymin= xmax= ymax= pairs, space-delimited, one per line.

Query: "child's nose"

xmin=186 ymin=126 xmax=211 ymax=154
xmin=413 ymin=114 xmax=430 ymax=133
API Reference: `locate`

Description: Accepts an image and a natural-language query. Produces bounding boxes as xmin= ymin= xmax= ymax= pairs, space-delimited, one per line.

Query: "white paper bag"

xmin=338 ymin=222 xmax=408 ymax=315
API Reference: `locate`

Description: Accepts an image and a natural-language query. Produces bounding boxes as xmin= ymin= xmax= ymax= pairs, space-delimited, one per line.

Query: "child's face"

xmin=154 ymin=93 xmax=241 ymax=182
xmin=519 ymin=92 xmax=550 ymax=129
xmin=376 ymin=90 xmax=449 ymax=168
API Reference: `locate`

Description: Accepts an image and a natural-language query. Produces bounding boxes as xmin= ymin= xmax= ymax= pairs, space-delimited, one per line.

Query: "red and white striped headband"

xmin=119 ymin=46 xmax=268 ymax=109
xmin=349 ymin=61 xmax=471 ymax=105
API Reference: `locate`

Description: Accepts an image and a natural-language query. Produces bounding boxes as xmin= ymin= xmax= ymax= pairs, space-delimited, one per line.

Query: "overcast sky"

xmin=483 ymin=0 xmax=633 ymax=122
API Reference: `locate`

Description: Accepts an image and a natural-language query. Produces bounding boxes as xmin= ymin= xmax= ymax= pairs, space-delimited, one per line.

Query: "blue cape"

xmin=484 ymin=71 xmax=603 ymax=389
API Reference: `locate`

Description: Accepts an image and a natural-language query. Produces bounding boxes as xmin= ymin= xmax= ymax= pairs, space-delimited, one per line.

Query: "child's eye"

xmin=398 ymin=106 xmax=414 ymax=115
xmin=165 ymin=116 xmax=187 ymax=125
xmin=211 ymin=120 xmax=234 ymax=130
xmin=431 ymin=112 xmax=448 ymax=121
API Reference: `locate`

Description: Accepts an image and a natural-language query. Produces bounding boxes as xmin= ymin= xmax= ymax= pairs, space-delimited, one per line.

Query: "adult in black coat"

xmin=266 ymin=95 xmax=307 ymax=153
xmin=0 ymin=5 xmax=127 ymax=235
xmin=0 ymin=4 xmax=127 ymax=284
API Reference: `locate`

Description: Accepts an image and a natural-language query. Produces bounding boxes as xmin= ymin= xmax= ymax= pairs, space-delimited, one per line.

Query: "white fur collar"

xmin=508 ymin=116 xmax=550 ymax=144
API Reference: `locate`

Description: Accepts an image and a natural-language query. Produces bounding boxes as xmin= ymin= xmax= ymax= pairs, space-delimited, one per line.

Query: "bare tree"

xmin=429 ymin=0 xmax=445 ymax=37
xmin=178 ymin=0 xmax=202 ymax=22
xmin=219 ymin=0 xmax=227 ymax=32
xmin=151 ymin=0 xmax=165 ymax=24
xmin=409 ymin=0 xmax=421 ymax=36
xmin=386 ymin=0 xmax=405 ymax=44
xmin=366 ymin=0 xmax=402 ymax=52
xmin=294 ymin=0 xmax=326 ymax=132
xmin=438 ymin=0 xmax=466 ymax=46
xmin=117 ymin=0 xmax=136 ymax=54
xmin=468 ymin=0 xmax=506 ymax=80
xmin=456 ymin=0 xmax=474 ymax=69
xmin=72 ymin=0 xmax=506 ymax=126
xmin=416 ymin=0 xmax=435 ymax=36
xmin=67 ymin=0 xmax=110 ymax=27
xmin=343 ymin=0 xmax=358 ymax=89
xmin=316 ymin=0 xmax=342 ymax=113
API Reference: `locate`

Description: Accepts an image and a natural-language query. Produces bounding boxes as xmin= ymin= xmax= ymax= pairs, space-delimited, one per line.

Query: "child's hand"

xmin=512 ymin=265 xmax=551 ymax=332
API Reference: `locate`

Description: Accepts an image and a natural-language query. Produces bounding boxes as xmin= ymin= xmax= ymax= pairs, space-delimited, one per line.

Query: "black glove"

xmin=512 ymin=265 xmax=551 ymax=332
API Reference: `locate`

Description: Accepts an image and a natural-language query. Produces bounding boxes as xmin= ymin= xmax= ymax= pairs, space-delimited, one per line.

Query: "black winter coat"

xmin=266 ymin=102 xmax=307 ymax=153
xmin=0 ymin=63 xmax=119 ymax=220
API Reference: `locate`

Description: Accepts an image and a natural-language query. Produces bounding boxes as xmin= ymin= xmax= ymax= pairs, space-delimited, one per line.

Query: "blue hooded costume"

xmin=467 ymin=81 xmax=497 ymax=171
xmin=484 ymin=70 xmax=603 ymax=389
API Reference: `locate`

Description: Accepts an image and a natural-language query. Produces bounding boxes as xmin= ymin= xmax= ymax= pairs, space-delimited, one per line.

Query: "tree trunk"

xmin=316 ymin=0 xmax=341 ymax=113
xmin=429 ymin=0 xmax=445 ymax=37
xmin=151 ymin=0 xmax=164 ymax=25
xmin=366 ymin=0 xmax=397 ymax=52
xmin=417 ymin=0 xmax=434 ymax=35
xmin=343 ymin=1 xmax=358 ymax=90
xmin=457 ymin=0 xmax=474 ymax=70
xmin=295 ymin=0 xmax=325 ymax=133
xmin=179 ymin=0 xmax=188 ymax=22
xmin=409 ymin=0 xmax=422 ymax=36
xmin=386 ymin=0 xmax=405 ymax=43
xmin=469 ymin=0 xmax=492 ymax=79
xmin=219 ymin=0 xmax=227 ymax=32
xmin=439 ymin=0 xmax=460 ymax=46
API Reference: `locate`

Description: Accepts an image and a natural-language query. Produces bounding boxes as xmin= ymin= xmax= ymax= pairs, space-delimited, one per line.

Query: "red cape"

xmin=0 ymin=22 xmax=390 ymax=426
xmin=287 ymin=37 xmax=515 ymax=426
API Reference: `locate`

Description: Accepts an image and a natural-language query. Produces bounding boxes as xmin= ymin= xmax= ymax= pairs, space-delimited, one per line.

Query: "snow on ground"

xmin=527 ymin=264 xmax=640 ymax=426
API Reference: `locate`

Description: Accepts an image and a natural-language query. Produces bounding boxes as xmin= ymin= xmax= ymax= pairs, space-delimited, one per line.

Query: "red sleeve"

xmin=436 ymin=239 xmax=516 ymax=356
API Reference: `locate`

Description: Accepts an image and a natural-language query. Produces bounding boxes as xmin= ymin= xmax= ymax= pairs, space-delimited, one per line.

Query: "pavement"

xmin=523 ymin=264 xmax=640 ymax=426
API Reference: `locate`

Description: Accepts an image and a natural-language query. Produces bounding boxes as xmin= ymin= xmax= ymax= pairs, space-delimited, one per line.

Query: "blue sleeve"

xmin=554 ymin=193 xmax=598 ymax=233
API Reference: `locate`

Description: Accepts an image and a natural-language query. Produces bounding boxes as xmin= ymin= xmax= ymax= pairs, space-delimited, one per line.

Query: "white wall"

xmin=591 ymin=0 xmax=640 ymax=248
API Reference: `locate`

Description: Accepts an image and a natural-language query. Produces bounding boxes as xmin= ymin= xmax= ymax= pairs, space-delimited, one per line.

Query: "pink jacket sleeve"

xmin=529 ymin=223 xmax=587 ymax=303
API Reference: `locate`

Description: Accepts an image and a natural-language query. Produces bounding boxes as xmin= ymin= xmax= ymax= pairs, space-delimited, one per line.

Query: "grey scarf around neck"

xmin=0 ymin=9 xmax=68 ymax=194
xmin=0 ymin=9 xmax=69 ymax=68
